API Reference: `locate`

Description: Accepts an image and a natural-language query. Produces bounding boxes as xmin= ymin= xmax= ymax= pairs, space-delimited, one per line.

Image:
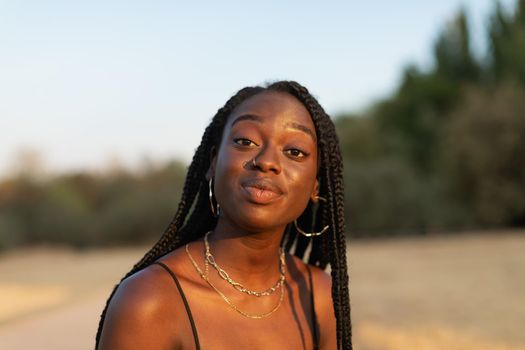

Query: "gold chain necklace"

xmin=204 ymin=231 xmax=285 ymax=297
xmin=185 ymin=238 xmax=286 ymax=319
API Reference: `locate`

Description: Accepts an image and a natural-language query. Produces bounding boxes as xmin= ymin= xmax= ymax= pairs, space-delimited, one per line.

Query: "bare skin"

xmin=98 ymin=91 xmax=337 ymax=349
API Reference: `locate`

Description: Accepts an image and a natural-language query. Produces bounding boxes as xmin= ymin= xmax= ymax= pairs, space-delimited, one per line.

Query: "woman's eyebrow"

xmin=285 ymin=122 xmax=317 ymax=142
xmin=231 ymin=114 xmax=263 ymax=127
xmin=231 ymin=113 xmax=316 ymax=142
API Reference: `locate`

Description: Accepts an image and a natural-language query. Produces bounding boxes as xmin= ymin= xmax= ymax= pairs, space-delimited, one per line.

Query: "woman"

xmin=96 ymin=81 xmax=352 ymax=349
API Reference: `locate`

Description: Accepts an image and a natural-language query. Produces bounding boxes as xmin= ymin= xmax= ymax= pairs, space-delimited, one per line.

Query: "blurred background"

xmin=1 ymin=0 xmax=524 ymax=349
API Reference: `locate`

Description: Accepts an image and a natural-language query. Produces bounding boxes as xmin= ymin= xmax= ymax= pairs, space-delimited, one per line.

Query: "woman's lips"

xmin=241 ymin=178 xmax=284 ymax=204
xmin=242 ymin=185 xmax=282 ymax=204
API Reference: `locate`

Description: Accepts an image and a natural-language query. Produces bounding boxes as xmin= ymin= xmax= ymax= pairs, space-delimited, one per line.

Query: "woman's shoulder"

xmin=113 ymin=247 xmax=194 ymax=314
xmin=287 ymin=254 xmax=332 ymax=304
xmin=111 ymin=261 xmax=176 ymax=312
xmin=97 ymin=255 xmax=185 ymax=349
xmin=287 ymin=254 xmax=331 ymax=284
xmin=287 ymin=254 xmax=337 ymax=347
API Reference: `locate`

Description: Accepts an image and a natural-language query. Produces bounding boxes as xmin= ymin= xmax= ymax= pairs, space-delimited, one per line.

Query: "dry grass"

xmin=350 ymin=230 xmax=525 ymax=349
xmin=0 ymin=230 xmax=523 ymax=349
xmin=356 ymin=321 xmax=524 ymax=350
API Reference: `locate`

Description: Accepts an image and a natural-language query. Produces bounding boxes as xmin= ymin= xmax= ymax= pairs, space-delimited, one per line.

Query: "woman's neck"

xmin=207 ymin=218 xmax=286 ymax=281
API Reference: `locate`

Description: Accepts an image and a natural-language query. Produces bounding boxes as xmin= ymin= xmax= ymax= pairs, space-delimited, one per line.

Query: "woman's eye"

xmin=285 ymin=148 xmax=308 ymax=159
xmin=234 ymin=138 xmax=257 ymax=147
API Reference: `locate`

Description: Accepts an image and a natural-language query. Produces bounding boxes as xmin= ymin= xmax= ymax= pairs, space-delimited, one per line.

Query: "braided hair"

xmin=95 ymin=80 xmax=352 ymax=349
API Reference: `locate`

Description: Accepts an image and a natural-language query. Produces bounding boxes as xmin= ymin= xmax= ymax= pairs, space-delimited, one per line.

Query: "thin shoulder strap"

xmin=152 ymin=261 xmax=201 ymax=350
xmin=306 ymin=265 xmax=320 ymax=350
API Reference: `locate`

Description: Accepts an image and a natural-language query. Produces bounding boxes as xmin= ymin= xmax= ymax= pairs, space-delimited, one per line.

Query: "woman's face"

xmin=209 ymin=91 xmax=319 ymax=232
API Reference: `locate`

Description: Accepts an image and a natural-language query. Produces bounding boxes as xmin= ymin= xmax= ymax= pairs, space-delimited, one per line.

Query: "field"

xmin=0 ymin=230 xmax=523 ymax=349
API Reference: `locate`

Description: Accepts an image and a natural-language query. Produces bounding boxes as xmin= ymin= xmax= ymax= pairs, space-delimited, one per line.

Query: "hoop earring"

xmin=313 ymin=195 xmax=327 ymax=203
xmin=294 ymin=195 xmax=329 ymax=237
xmin=208 ymin=177 xmax=218 ymax=217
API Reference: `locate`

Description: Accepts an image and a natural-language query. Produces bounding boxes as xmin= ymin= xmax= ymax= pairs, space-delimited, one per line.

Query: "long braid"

xmin=95 ymin=81 xmax=352 ymax=349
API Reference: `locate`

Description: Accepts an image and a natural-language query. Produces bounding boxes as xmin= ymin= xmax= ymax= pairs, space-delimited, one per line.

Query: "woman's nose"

xmin=253 ymin=145 xmax=282 ymax=174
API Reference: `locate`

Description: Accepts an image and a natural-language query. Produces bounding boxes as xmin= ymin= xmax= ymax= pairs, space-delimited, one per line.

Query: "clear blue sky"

xmin=0 ymin=0 xmax=516 ymax=177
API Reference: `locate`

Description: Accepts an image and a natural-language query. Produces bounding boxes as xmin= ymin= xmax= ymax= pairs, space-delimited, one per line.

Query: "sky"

xmin=0 ymin=0 xmax=517 ymax=178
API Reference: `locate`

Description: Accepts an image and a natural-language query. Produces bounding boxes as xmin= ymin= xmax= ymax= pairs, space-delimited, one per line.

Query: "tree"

xmin=434 ymin=8 xmax=480 ymax=82
xmin=439 ymin=82 xmax=525 ymax=226
xmin=488 ymin=0 xmax=525 ymax=85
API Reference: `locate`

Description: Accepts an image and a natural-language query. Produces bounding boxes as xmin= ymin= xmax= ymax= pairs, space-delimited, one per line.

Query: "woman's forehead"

xmin=227 ymin=91 xmax=315 ymax=132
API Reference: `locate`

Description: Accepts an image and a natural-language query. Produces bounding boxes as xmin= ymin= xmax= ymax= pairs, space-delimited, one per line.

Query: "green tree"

xmin=488 ymin=0 xmax=525 ymax=84
xmin=366 ymin=10 xmax=480 ymax=173
xmin=439 ymin=82 xmax=525 ymax=226
xmin=434 ymin=9 xmax=480 ymax=82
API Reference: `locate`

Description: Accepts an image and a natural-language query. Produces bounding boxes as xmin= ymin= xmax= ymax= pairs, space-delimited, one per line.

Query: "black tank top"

xmin=152 ymin=261 xmax=320 ymax=350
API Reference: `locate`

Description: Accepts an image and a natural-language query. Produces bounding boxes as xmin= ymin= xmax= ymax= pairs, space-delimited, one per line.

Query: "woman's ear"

xmin=310 ymin=178 xmax=320 ymax=203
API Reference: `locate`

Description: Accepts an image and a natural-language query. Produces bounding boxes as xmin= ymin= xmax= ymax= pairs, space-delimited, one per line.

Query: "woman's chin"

xmin=220 ymin=210 xmax=290 ymax=234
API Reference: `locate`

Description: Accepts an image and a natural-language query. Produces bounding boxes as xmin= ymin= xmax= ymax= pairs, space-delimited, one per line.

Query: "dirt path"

xmin=0 ymin=290 xmax=107 ymax=350
xmin=0 ymin=245 xmax=141 ymax=349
